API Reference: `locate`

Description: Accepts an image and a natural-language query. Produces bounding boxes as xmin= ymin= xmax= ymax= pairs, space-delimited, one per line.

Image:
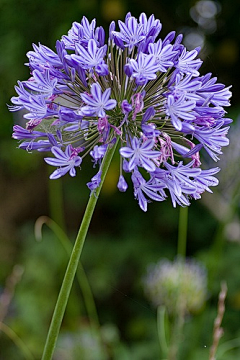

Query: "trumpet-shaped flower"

xmin=80 ymin=83 xmax=117 ymax=117
xmin=44 ymin=145 xmax=82 ymax=179
xmin=120 ymin=137 xmax=160 ymax=172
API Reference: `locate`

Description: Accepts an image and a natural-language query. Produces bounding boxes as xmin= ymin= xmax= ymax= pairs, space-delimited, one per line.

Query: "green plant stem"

xmin=0 ymin=322 xmax=34 ymax=360
xmin=41 ymin=140 xmax=118 ymax=360
xmin=177 ymin=206 xmax=188 ymax=258
xmin=157 ymin=306 xmax=169 ymax=359
xmin=217 ymin=337 xmax=240 ymax=357
xmin=167 ymin=206 xmax=188 ymax=359
xmin=35 ymin=216 xmax=100 ymax=332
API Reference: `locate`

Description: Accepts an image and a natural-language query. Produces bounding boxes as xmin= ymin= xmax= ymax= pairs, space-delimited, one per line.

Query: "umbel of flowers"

xmin=10 ymin=13 xmax=232 ymax=211
xmin=143 ymin=258 xmax=207 ymax=315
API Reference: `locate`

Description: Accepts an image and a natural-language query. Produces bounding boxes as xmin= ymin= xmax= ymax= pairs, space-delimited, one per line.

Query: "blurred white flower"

xmin=143 ymin=258 xmax=207 ymax=315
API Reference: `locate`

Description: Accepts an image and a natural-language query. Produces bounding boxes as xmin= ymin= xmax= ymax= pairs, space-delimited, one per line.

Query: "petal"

xmin=140 ymin=156 xmax=156 ymax=172
xmin=49 ymin=166 xmax=71 ymax=179
xmin=49 ymin=169 xmax=63 ymax=179
xmin=105 ymin=99 xmax=117 ymax=110
xmin=80 ymin=93 xmax=97 ymax=106
xmin=170 ymin=114 xmax=182 ymax=131
xmin=141 ymin=150 xmax=160 ymax=158
xmin=143 ymin=186 xmax=164 ymax=201
xmin=74 ymin=157 xmax=82 ymax=166
xmin=137 ymin=190 xmax=148 ymax=212
xmin=64 ymin=145 xmax=71 ymax=158
xmin=91 ymin=83 xmax=102 ymax=102
xmin=98 ymin=108 xmax=106 ymax=118
xmin=119 ymin=146 xmax=134 ymax=158
xmin=69 ymin=167 xmax=77 ymax=177
xmin=101 ymin=87 xmax=111 ymax=103
xmin=88 ymin=39 xmax=97 ymax=57
xmin=51 ymin=146 xmax=67 ymax=159
xmin=140 ymin=138 xmax=154 ymax=150
xmin=80 ymin=106 xmax=96 ymax=116
xmin=45 ymin=158 xmax=69 ymax=166
xmin=131 ymin=137 xmax=139 ymax=149
xmin=128 ymin=156 xmax=138 ymax=170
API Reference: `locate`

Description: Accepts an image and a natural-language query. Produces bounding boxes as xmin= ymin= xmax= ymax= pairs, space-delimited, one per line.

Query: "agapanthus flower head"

xmin=10 ymin=12 xmax=232 ymax=211
xmin=143 ymin=258 xmax=207 ymax=315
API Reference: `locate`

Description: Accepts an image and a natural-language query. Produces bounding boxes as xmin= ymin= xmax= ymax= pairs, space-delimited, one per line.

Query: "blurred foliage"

xmin=1 ymin=0 xmax=240 ymax=359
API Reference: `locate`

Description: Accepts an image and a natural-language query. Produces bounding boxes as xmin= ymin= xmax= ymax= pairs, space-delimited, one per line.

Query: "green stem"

xmin=41 ymin=140 xmax=118 ymax=360
xmin=0 ymin=322 xmax=34 ymax=360
xmin=217 ymin=337 xmax=240 ymax=357
xmin=177 ymin=206 xmax=188 ymax=258
xmin=35 ymin=216 xmax=100 ymax=332
xmin=157 ymin=306 xmax=169 ymax=359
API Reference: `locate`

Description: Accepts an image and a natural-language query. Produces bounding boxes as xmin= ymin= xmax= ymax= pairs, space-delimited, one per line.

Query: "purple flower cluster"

xmin=10 ymin=13 xmax=232 ymax=211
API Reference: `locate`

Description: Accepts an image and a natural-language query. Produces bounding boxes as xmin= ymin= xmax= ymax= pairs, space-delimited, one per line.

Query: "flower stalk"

xmin=41 ymin=139 xmax=118 ymax=360
xmin=35 ymin=216 xmax=100 ymax=332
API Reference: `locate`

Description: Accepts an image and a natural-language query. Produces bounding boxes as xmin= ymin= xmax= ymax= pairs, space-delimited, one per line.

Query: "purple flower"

xmin=87 ymin=170 xmax=102 ymax=191
xmin=142 ymin=106 xmax=155 ymax=122
xmin=23 ymin=95 xmax=57 ymax=120
xmin=61 ymin=17 xmax=97 ymax=50
xmin=10 ymin=13 xmax=232 ymax=210
xmin=196 ymin=74 xmax=232 ymax=107
xmin=27 ymin=43 xmax=62 ymax=70
xmin=9 ymin=81 xmax=34 ymax=112
xmin=164 ymin=161 xmax=201 ymax=193
xmin=112 ymin=15 xmax=145 ymax=51
xmin=44 ymin=145 xmax=82 ymax=179
xmin=128 ymin=53 xmax=160 ymax=85
xmin=119 ymin=137 xmax=160 ymax=172
xmin=24 ymin=70 xmax=58 ymax=97
xmin=80 ymin=83 xmax=117 ymax=117
xmin=169 ymin=74 xmax=201 ymax=101
xmin=132 ymin=169 xmax=166 ymax=211
xmin=175 ymin=48 xmax=202 ymax=76
xmin=90 ymin=144 xmax=108 ymax=164
xmin=192 ymin=122 xmax=230 ymax=161
xmin=152 ymin=172 xmax=191 ymax=207
xmin=141 ymin=107 xmax=160 ymax=138
xmin=139 ymin=13 xmax=162 ymax=39
xmin=193 ymin=168 xmax=220 ymax=198
xmin=148 ymin=40 xmax=177 ymax=72
xmin=12 ymin=125 xmax=46 ymax=140
xmin=121 ymin=99 xmax=132 ymax=115
xmin=131 ymin=92 xmax=145 ymax=120
xmin=165 ymin=94 xmax=196 ymax=131
xmin=19 ymin=140 xmax=53 ymax=152
xmin=117 ymin=175 xmax=128 ymax=192
xmin=69 ymin=39 xmax=108 ymax=75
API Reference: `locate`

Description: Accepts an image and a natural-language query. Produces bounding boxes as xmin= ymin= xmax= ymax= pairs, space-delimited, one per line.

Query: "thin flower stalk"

xmin=41 ymin=140 xmax=118 ymax=360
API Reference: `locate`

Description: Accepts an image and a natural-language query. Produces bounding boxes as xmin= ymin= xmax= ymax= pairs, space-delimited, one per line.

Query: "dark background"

xmin=0 ymin=0 xmax=240 ymax=359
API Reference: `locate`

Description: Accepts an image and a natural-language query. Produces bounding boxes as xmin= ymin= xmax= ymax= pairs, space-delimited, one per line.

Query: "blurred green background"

xmin=0 ymin=0 xmax=240 ymax=359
